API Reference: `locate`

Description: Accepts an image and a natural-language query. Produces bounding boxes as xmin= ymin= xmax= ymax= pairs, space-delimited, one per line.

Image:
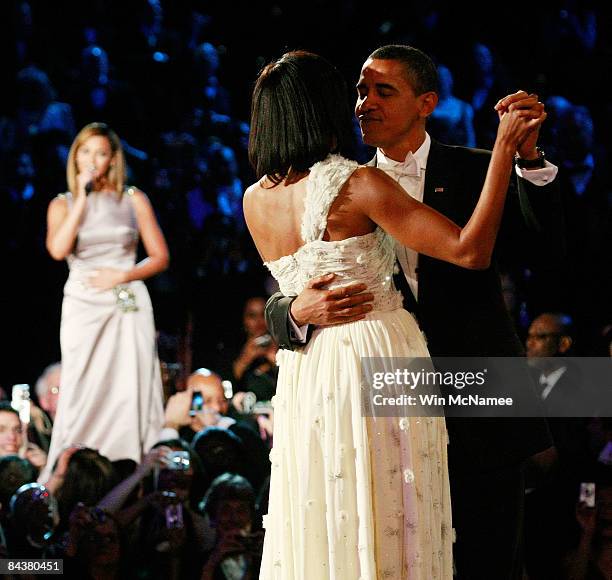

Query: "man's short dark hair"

xmin=368 ymin=45 xmax=439 ymax=96
xmin=248 ymin=50 xmax=354 ymax=183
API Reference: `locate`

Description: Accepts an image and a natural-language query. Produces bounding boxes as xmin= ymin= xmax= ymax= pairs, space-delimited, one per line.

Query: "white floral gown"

xmin=260 ymin=155 xmax=452 ymax=579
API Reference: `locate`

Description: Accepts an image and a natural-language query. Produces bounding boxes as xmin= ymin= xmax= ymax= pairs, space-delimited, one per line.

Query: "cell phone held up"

xmin=11 ymin=384 xmax=31 ymax=424
xmin=163 ymin=450 xmax=190 ymax=471
xmin=161 ymin=491 xmax=184 ymax=529
xmin=189 ymin=391 xmax=204 ymax=417
xmin=579 ymin=482 xmax=596 ymax=508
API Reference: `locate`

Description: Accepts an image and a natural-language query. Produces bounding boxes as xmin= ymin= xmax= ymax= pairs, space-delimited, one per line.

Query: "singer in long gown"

xmin=40 ymin=123 xmax=168 ymax=482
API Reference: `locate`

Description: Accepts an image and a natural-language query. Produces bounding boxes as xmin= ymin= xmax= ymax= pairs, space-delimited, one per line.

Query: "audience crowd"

xmin=0 ymin=1 xmax=610 ymax=578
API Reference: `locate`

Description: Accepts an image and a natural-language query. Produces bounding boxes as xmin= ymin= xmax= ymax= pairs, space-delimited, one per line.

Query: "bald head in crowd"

xmin=36 ymin=362 xmax=61 ymax=420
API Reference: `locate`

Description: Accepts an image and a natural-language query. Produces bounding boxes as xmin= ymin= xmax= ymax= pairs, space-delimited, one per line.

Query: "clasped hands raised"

xmin=494 ymin=90 xmax=547 ymax=159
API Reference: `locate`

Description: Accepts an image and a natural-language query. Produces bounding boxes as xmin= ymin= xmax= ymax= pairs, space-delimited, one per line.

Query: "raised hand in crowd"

xmin=97 ymin=446 xmax=171 ymax=515
xmin=43 ymin=445 xmax=83 ymax=494
xmin=24 ymin=442 xmax=47 ymax=469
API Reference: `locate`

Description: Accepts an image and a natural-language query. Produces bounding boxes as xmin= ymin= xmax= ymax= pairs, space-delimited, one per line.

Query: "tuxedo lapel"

xmin=418 ymin=140 xmax=459 ymax=310
xmin=423 ymin=139 xmax=454 ymax=215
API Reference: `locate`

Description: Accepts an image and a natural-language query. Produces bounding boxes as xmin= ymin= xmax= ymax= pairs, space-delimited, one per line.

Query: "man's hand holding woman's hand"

xmin=494 ymin=90 xmax=547 ymax=159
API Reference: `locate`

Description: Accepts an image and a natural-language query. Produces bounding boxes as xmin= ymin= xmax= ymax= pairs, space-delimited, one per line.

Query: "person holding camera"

xmin=63 ymin=504 xmax=122 ymax=578
xmin=0 ymin=402 xmax=47 ymax=472
xmin=130 ymin=440 xmax=210 ymax=579
xmin=200 ymin=473 xmax=263 ymax=580
xmin=562 ymin=471 xmax=612 ymax=580
xmin=231 ymin=297 xmax=278 ymax=412
xmin=160 ymin=371 xmax=271 ymax=496
xmin=160 ymin=369 xmax=236 ymax=444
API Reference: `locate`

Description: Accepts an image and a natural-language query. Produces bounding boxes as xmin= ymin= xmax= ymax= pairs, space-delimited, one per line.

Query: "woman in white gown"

xmin=243 ymin=51 xmax=545 ymax=579
xmin=40 ymin=123 xmax=168 ymax=483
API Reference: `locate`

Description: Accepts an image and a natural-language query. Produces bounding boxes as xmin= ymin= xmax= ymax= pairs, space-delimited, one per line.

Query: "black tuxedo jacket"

xmin=265 ymin=140 xmax=562 ymax=475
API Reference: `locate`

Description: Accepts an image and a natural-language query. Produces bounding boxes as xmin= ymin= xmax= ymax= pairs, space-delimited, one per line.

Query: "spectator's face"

xmin=214 ymin=499 xmax=252 ymax=533
xmin=0 ymin=411 xmax=23 ymax=456
xmin=355 ymin=58 xmax=431 ymax=157
xmin=243 ymin=298 xmax=267 ymax=338
xmin=157 ymin=464 xmax=193 ymax=502
xmin=39 ymin=367 xmax=60 ymax=419
xmin=526 ymin=316 xmax=562 ymax=358
xmin=75 ymin=135 xmax=113 ymax=181
xmin=201 ymin=382 xmax=228 ymax=415
xmin=187 ymin=375 xmax=228 ymax=415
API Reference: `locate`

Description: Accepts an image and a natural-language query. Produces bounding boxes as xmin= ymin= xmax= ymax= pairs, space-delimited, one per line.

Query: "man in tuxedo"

xmin=524 ymin=313 xmax=591 ymax=577
xmin=264 ymin=45 xmax=563 ymax=578
xmin=526 ymin=313 xmax=580 ymax=412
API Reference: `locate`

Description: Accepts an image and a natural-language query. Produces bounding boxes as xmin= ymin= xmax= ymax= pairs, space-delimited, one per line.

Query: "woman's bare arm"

xmin=46 ymin=194 xmax=87 ymax=260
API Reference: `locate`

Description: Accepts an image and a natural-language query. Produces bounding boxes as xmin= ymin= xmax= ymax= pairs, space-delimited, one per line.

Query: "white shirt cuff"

xmin=515 ymin=160 xmax=558 ymax=185
xmin=289 ymin=316 xmax=309 ymax=344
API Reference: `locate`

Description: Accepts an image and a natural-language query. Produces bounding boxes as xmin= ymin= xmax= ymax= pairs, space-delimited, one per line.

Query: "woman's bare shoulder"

xmin=48 ymin=193 xmax=69 ymax=213
xmin=125 ymin=186 xmax=148 ymax=202
xmin=127 ymin=187 xmax=164 ymax=217
xmin=344 ymin=165 xmax=394 ymax=197
xmin=243 ymin=177 xmax=275 ymax=212
xmin=243 ymin=179 xmax=263 ymax=200
xmin=351 ymin=165 xmax=392 ymax=182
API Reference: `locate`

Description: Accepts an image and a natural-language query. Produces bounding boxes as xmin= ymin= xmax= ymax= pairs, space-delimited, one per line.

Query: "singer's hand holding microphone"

xmin=76 ymin=165 xmax=97 ymax=197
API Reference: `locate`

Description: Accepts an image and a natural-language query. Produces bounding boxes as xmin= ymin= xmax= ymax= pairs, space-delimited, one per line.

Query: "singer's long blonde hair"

xmin=66 ymin=122 xmax=126 ymax=196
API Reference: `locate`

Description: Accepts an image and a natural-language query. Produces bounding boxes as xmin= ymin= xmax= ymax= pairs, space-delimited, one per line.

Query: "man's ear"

xmin=559 ymin=335 xmax=573 ymax=354
xmin=419 ymin=91 xmax=438 ymax=118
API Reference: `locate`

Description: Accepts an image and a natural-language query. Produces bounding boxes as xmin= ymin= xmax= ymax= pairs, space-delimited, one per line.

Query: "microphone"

xmin=85 ymin=165 xmax=96 ymax=195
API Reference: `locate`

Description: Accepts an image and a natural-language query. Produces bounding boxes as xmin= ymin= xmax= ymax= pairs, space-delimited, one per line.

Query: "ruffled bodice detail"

xmin=265 ymin=155 xmax=403 ymax=313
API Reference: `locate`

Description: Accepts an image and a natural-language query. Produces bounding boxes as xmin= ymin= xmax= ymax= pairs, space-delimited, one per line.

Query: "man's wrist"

xmin=516 ymin=147 xmax=545 ymax=169
xmin=288 ymin=297 xmax=305 ymax=327
xmin=517 ymin=147 xmax=539 ymax=160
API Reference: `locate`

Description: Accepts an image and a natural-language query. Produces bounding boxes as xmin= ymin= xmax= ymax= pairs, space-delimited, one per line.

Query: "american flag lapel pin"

xmin=434 ymin=187 xmax=444 ymax=193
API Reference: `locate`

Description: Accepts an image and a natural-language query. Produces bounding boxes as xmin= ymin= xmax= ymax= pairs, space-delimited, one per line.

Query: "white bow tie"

xmin=379 ymin=153 xmax=421 ymax=180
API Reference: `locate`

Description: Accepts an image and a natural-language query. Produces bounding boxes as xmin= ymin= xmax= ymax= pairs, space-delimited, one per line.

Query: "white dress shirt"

xmin=539 ymin=366 xmax=567 ymax=400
